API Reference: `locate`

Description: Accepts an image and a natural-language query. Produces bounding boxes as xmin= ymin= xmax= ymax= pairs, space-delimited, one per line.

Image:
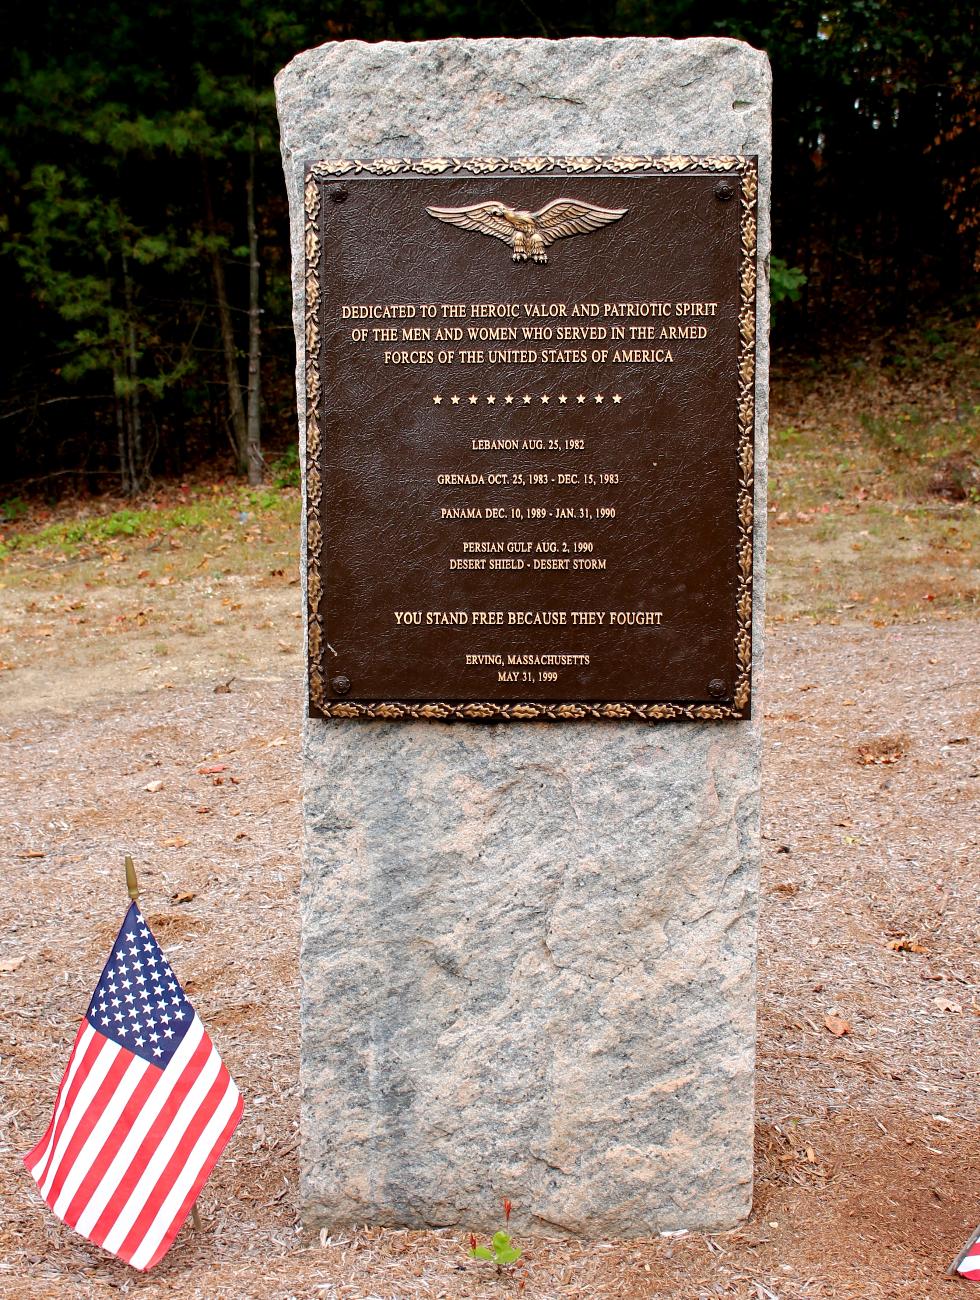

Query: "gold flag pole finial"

xmin=125 ymin=855 xmax=139 ymax=903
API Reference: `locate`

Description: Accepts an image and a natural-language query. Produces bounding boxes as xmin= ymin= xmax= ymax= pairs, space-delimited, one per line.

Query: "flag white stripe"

xmin=960 ymin=1251 xmax=980 ymax=1274
xmin=39 ymin=1036 xmax=121 ymax=1199
xmin=74 ymin=1015 xmax=205 ymax=1237
xmin=128 ymin=1077 xmax=240 ymax=1270
xmin=51 ymin=1054 xmax=150 ymax=1220
xmin=25 ymin=1023 xmax=96 ymax=1177
xmin=101 ymin=1035 xmax=222 ymax=1253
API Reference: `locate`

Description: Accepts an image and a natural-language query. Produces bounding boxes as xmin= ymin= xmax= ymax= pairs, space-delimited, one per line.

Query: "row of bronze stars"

xmin=432 ymin=392 xmax=624 ymax=405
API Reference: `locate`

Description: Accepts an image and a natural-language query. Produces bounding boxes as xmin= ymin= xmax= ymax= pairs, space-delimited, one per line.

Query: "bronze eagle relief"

xmin=425 ymin=198 xmax=628 ymax=264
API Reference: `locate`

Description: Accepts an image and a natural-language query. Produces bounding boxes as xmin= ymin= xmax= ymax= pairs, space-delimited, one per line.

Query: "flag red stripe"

xmin=143 ymin=1090 xmax=244 ymax=1271
xmin=23 ymin=1023 xmax=88 ymax=1174
xmin=86 ymin=1031 xmax=213 ymax=1247
xmin=32 ymin=1031 xmax=107 ymax=1188
xmin=116 ymin=1064 xmax=229 ymax=1263
xmin=42 ymin=1047 xmax=134 ymax=1211
xmin=71 ymin=1018 xmax=205 ymax=1239
xmin=61 ymin=1062 xmax=161 ymax=1230
xmin=959 ymin=1253 xmax=980 ymax=1280
xmin=38 ymin=1036 xmax=120 ymax=1201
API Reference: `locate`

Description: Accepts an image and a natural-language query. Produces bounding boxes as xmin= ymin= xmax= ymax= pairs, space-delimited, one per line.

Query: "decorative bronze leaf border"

xmin=303 ymin=155 xmax=758 ymax=722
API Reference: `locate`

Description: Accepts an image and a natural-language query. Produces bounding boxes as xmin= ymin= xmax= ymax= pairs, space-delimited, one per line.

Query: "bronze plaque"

xmin=304 ymin=156 xmax=758 ymax=721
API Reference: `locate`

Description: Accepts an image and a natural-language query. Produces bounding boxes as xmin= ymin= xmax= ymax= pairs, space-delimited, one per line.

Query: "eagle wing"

xmin=425 ymin=202 xmax=515 ymax=244
xmin=532 ymin=199 xmax=628 ymax=248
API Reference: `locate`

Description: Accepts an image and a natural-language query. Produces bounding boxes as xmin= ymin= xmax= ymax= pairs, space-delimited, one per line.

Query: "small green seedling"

xmin=468 ymin=1199 xmax=523 ymax=1274
xmin=470 ymin=1230 xmax=522 ymax=1269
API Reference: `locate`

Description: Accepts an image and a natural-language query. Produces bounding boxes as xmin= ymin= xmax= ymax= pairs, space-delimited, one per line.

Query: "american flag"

xmin=23 ymin=901 xmax=243 ymax=1271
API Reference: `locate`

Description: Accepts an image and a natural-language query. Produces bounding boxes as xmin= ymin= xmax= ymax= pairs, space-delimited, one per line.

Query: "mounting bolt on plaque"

xmin=331 ymin=675 xmax=351 ymax=696
xmin=331 ymin=187 xmax=348 ymax=204
xmin=713 ymin=180 xmax=736 ymax=202
xmin=708 ymin=678 xmax=727 ymax=699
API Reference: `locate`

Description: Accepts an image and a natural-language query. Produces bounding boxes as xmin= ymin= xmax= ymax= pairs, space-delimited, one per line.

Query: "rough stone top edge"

xmin=274 ymin=34 xmax=771 ymax=96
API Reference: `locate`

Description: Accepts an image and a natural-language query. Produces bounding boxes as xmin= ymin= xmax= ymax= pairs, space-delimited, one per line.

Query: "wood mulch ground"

xmin=0 ymin=614 xmax=977 ymax=1298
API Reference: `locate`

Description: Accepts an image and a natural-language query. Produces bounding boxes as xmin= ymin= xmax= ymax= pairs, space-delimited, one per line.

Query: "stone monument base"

xmin=276 ymin=35 xmax=770 ymax=1237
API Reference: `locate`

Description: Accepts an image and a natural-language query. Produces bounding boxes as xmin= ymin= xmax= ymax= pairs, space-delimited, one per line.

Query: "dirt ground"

xmin=0 ymin=600 xmax=978 ymax=1297
xmin=0 ymin=337 xmax=978 ymax=1297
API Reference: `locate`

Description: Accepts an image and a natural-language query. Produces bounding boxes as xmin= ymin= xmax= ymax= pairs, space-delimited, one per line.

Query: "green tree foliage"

xmin=770 ymin=256 xmax=807 ymax=327
xmin=1 ymin=0 xmax=323 ymax=491
xmin=0 ymin=1 xmax=975 ymax=493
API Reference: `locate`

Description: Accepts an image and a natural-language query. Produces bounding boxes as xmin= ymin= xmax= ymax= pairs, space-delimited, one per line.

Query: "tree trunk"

xmin=121 ymin=249 xmax=144 ymax=493
xmin=202 ymin=159 xmax=247 ymax=471
xmin=245 ymin=152 xmax=262 ymax=485
xmin=113 ymin=361 xmax=132 ymax=496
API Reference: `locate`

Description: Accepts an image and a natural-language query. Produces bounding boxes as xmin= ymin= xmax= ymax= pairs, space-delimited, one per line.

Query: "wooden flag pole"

xmin=125 ymin=856 xmax=204 ymax=1234
xmin=946 ymin=1223 xmax=980 ymax=1278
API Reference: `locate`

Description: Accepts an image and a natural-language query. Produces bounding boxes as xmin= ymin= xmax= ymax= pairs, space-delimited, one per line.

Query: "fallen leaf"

xmin=887 ymin=936 xmax=927 ymax=954
xmin=933 ymin=997 xmax=962 ymax=1014
xmin=171 ymin=890 xmax=196 ymax=904
xmin=144 ymin=779 xmax=164 ymax=793
xmin=0 ymin=956 xmax=25 ymax=973
xmin=772 ymin=880 xmax=799 ymax=896
xmin=856 ymin=734 xmax=910 ymax=766
xmin=197 ymin=763 xmax=228 ymax=775
xmin=161 ymin=836 xmax=189 ymax=849
xmin=824 ymin=1013 xmax=851 ymax=1037
xmin=20 ymin=849 xmax=45 ymax=859
xmin=213 ymin=679 xmax=234 ymax=694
